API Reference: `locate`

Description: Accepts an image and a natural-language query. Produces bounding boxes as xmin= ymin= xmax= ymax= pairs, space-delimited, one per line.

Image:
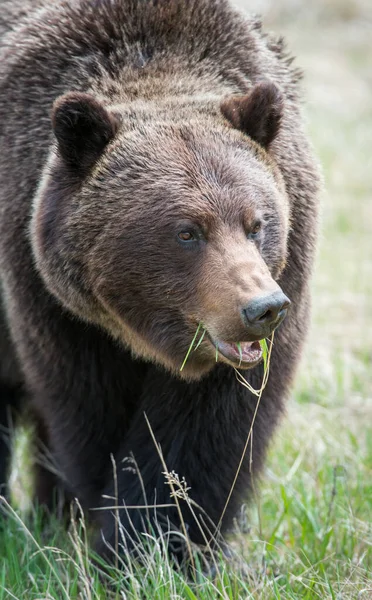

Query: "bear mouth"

xmin=212 ymin=339 xmax=263 ymax=368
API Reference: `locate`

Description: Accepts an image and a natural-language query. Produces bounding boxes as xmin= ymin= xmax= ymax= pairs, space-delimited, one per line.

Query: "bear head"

xmin=31 ymin=82 xmax=291 ymax=380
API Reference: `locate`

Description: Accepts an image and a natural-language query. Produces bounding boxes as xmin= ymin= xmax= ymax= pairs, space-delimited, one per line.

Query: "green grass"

xmin=2 ymin=0 xmax=372 ymax=598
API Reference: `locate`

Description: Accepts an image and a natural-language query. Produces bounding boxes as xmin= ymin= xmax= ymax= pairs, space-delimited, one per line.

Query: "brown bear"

xmin=0 ymin=0 xmax=319 ymax=562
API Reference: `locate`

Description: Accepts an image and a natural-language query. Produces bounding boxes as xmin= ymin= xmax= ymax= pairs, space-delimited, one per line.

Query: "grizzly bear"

xmin=0 ymin=0 xmax=319 ymax=562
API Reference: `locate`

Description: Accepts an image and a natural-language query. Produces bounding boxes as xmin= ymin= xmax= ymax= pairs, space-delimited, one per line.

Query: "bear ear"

xmin=52 ymin=92 xmax=120 ymax=173
xmin=220 ymin=82 xmax=284 ymax=149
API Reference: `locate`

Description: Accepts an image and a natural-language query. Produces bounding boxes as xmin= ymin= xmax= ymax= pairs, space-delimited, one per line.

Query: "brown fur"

xmin=0 ymin=0 xmax=320 ymax=562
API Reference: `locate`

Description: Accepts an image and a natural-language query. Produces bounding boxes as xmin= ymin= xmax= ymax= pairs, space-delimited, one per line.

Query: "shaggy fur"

xmin=0 ymin=0 xmax=319 ymax=561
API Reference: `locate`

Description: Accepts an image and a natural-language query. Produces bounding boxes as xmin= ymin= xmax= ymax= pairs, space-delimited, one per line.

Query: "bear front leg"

xmin=23 ymin=332 xmax=147 ymax=514
xmin=96 ymin=363 xmax=283 ymax=563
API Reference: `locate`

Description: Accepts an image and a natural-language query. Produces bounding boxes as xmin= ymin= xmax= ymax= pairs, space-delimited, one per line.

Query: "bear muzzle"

xmin=206 ymin=290 xmax=290 ymax=369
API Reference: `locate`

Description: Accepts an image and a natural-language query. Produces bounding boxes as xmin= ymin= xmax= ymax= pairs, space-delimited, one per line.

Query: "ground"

xmin=1 ymin=0 xmax=372 ymax=598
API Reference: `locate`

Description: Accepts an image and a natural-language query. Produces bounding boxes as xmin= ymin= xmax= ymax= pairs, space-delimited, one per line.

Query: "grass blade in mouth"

xmin=237 ymin=342 xmax=243 ymax=367
xmin=180 ymin=323 xmax=202 ymax=372
xmin=260 ymin=338 xmax=269 ymax=371
xmin=181 ymin=328 xmax=271 ymax=376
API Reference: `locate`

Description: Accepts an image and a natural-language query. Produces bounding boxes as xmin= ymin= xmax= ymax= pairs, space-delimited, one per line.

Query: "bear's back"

xmin=0 ymin=0 xmax=300 ymax=104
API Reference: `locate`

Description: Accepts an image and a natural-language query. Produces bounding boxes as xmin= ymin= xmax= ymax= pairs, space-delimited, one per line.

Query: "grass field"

xmin=1 ymin=1 xmax=372 ymax=598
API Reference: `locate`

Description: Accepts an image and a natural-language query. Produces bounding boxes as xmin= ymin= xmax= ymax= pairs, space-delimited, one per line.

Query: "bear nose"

xmin=242 ymin=291 xmax=291 ymax=335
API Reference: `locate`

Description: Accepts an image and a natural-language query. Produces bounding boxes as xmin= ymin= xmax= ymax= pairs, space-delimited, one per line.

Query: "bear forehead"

xmin=92 ymin=123 xmax=281 ymax=220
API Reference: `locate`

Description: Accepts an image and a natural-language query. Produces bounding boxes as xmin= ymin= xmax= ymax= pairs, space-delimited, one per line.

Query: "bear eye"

xmin=178 ymin=230 xmax=196 ymax=242
xmin=247 ymin=221 xmax=262 ymax=239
